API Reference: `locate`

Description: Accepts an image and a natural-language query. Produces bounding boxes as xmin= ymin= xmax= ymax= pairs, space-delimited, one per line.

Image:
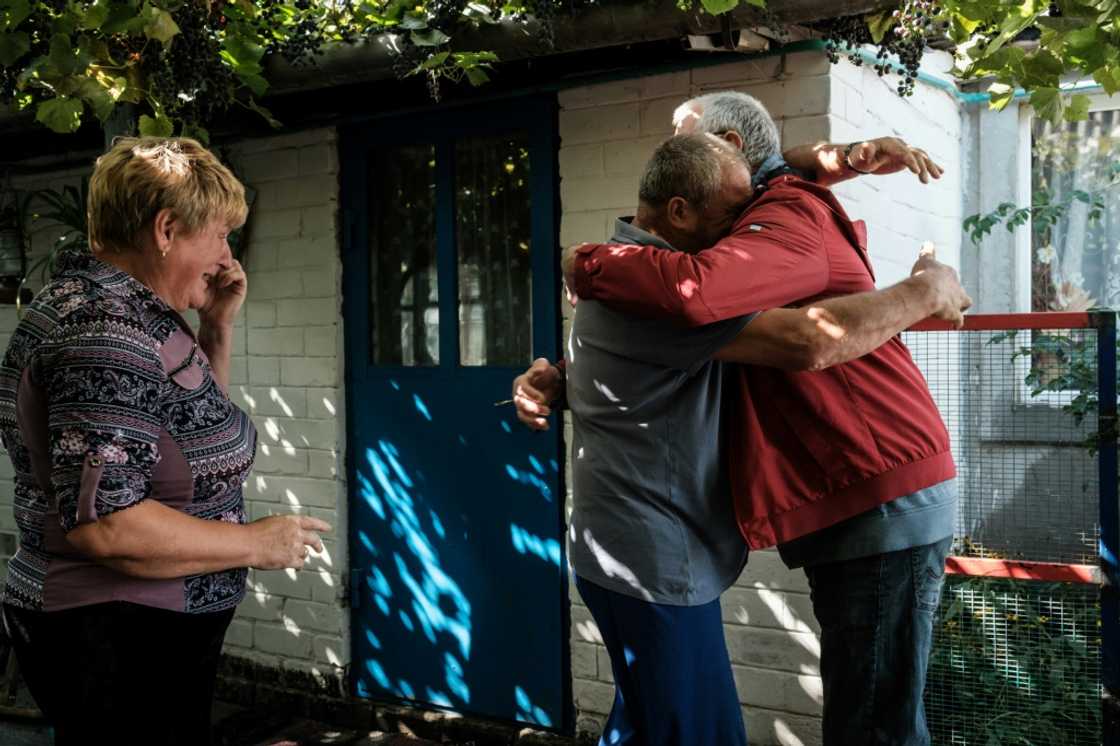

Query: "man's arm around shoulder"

xmin=715 ymin=248 xmax=971 ymax=370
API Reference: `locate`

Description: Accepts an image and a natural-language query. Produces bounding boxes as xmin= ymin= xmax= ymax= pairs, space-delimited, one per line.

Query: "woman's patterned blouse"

xmin=0 ymin=250 xmax=256 ymax=614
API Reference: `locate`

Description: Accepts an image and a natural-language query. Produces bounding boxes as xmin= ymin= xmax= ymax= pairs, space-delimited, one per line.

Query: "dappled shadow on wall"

xmin=349 ymin=379 xmax=565 ymax=728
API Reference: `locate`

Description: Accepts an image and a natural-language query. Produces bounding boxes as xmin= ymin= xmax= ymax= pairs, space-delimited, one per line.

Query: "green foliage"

xmin=934 ymin=0 xmax=1120 ymax=124
xmin=928 ymin=577 xmax=1102 ymax=745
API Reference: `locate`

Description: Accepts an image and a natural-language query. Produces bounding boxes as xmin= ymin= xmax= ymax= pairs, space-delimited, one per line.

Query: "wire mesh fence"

xmin=902 ymin=314 xmax=1113 ymax=746
xmin=902 ymin=324 xmax=1100 ymax=566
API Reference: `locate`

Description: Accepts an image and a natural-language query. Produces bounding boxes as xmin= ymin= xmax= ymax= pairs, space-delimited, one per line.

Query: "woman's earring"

xmin=160 ymin=247 xmax=169 ymax=259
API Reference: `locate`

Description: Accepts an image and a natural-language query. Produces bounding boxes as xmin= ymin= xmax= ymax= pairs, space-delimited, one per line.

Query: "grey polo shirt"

xmin=567 ymin=219 xmax=753 ymax=606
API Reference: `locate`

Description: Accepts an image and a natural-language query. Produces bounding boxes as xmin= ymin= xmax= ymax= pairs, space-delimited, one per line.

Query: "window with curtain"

xmin=1031 ymin=105 xmax=1120 ymax=312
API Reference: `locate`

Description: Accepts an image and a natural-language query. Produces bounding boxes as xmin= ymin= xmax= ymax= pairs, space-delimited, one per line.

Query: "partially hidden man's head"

xmin=673 ymin=91 xmax=781 ymax=173
xmin=636 ymin=133 xmax=753 ymax=254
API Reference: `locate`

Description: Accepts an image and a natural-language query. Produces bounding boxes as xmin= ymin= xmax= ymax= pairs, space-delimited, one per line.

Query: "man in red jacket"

xmin=517 ymin=92 xmax=963 ymax=746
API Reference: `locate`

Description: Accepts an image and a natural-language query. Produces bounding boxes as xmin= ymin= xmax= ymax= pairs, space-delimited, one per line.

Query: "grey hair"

xmin=638 ymin=133 xmax=744 ymax=210
xmin=683 ymin=91 xmax=781 ymax=171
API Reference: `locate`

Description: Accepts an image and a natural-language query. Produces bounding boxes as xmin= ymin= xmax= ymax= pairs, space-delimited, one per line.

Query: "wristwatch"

xmin=844 ymin=142 xmax=873 ymax=174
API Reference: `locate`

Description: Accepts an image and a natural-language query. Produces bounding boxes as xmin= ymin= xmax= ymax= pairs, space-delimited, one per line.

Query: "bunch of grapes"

xmin=146 ymin=2 xmax=235 ymax=127
xmin=821 ymin=1 xmax=948 ymax=98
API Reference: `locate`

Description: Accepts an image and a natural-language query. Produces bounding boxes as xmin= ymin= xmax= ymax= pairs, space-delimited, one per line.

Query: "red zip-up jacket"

xmin=570 ymin=174 xmax=955 ymax=549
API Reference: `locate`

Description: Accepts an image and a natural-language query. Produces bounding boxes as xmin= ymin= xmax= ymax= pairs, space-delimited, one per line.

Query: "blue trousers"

xmin=575 ymin=575 xmax=747 ymax=746
xmin=804 ymin=537 xmax=952 ymax=746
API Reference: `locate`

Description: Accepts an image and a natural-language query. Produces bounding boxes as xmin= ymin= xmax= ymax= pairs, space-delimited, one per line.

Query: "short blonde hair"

xmin=88 ymin=137 xmax=247 ymax=254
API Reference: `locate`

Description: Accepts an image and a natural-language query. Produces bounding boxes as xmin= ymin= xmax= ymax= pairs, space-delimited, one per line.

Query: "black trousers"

xmin=3 ymin=601 xmax=234 ymax=746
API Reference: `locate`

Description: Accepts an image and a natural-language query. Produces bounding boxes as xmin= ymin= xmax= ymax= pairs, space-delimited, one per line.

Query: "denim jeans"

xmin=804 ymin=536 xmax=952 ymax=746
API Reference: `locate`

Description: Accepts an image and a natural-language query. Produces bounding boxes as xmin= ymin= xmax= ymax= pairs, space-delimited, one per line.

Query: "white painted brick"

xmin=253 ymin=445 xmax=309 ymax=475
xmin=276 ymin=298 xmax=339 ymax=327
xmin=301 ymin=205 xmax=336 ymax=238
xmin=249 ymin=327 xmax=304 ymax=357
xmin=725 ymin=626 xmax=820 ymax=675
xmin=559 ymin=103 xmax=640 ymax=145
xmin=304 ymin=327 xmax=337 ymax=357
xmin=276 ymin=174 xmax=338 ymax=210
xmin=311 ymin=573 xmax=342 ymax=605
xmin=235 ymin=385 xmax=308 ymax=418
xmin=560 ymin=176 xmax=636 ymax=212
xmin=240 ymin=150 xmax=300 ymax=183
xmin=560 ymin=210 xmax=614 ymax=247
xmin=722 ymin=586 xmax=786 ymax=630
xmin=306 ymin=388 xmax=341 ymax=420
xmin=781 ymin=115 xmax=831 ymax=149
xmin=236 ymin=592 xmax=284 ymax=621
xmin=255 ymin=417 xmax=338 ymax=451
xmin=255 ymin=621 xmax=313 ymax=658
xmin=570 ymin=604 xmax=603 ymax=645
xmin=574 ymin=680 xmax=615 ymax=716
xmin=235 ymin=129 xmax=334 ymax=156
xmin=246 ymin=475 xmax=339 ymax=508
xmin=307 ymin=450 xmax=339 ymax=479
xmin=741 ymin=550 xmax=811 ymax=594
xmin=247 ymin=301 xmax=276 ymax=328
xmin=246 ymin=239 xmax=279 ymax=272
xmin=691 ymin=57 xmax=782 ymax=86
xmin=637 ymin=96 xmax=678 ymax=136
xmin=571 ymin=641 xmax=598 ymax=680
xmin=225 ymin=619 xmax=254 ymax=648
xmin=277 ymin=235 xmax=338 ymax=268
xmin=302 ymin=269 xmax=337 ymax=299
xmin=281 ymin=357 xmax=338 ymax=387
xmin=558 ymin=143 xmax=605 ymax=178
xmin=229 ymin=356 xmax=248 ymax=386
xmin=248 ymin=356 xmax=280 ymax=386
xmin=783 ymin=51 xmax=832 ymax=78
xmin=742 ymin=705 xmax=823 ymax=746
xmin=313 ymin=634 xmax=347 ymax=667
xmin=249 ymin=270 xmax=304 ymax=301
xmin=601 ymin=135 xmax=662 ymax=177
xmin=640 ymin=70 xmax=691 ymax=99
xmin=559 ymin=79 xmax=642 ymax=110
xmin=734 ymin=665 xmax=822 ymax=716
xmin=299 ymin=143 xmax=339 ymax=176
xmin=251 ymin=209 xmax=301 ymax=240
xmin=251 ymin=567 xmax=318 ymax=601
xmin=284 ymin=599 xmax=345 ymax=635
xmin=595 ymin=647 xmax=613 ymax=685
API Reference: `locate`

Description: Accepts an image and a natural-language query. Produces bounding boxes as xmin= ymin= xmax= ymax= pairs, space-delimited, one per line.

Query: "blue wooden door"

xmin=341 ymin=97 xmax=569 ymax=731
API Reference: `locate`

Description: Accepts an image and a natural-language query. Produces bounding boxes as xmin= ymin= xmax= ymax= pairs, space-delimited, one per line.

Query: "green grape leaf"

xmin=143 ymin=7 xmax=180 ymax=44
xmin=700 ymin=0 xmax=739 ymax=13
xmin=36 ymin=97 xmax=84 ymax=133
xmin=80 ymin=0 xmax=111 ymax=30
xmin=180 ymin=122 xmax=210 ymax=144
xmin=1064 ymin=93 xmax=1091 ymax=122
xmin=48 ymin=33 xmax=76 ymax=76
xmin=464 ymin=66 xmax=490 ymax=86
xmin=0 ymin=30 xmax=28 ymax=65
xmin=865 ymin=12 xmax=897 ymax=44
xmin=411 ymin=28 xmax=451 ymax=47
xmin=988 ymin=82 xmax=1015 ymax=111
xmin=139 ymin=111 xmax=174 ymax=137
xmin=237 ymin=71 xmax=268 ymax=96
xmin=1031 ymin=87 xmax=1063 ymax=126
xmin=247 ymin=97 xmax=282 ymax=129
xmin=1 ymin=0 xmax=30 ymax=31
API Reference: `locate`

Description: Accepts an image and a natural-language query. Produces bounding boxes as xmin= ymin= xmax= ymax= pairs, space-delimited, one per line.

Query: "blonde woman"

xmin=0 ymin=138 xmax=328 ymax=745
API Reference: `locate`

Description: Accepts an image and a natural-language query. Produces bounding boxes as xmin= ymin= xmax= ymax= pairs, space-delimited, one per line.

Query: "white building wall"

xmin=558 ymin=49 xmax=964 ymax=746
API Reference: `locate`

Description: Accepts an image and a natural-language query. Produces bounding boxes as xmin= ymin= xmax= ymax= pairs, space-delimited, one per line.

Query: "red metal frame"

xmin=945 ymin=556 xmax=1100 ymax=584
xmin=909 ymin=312 xmax=1093 ymax=332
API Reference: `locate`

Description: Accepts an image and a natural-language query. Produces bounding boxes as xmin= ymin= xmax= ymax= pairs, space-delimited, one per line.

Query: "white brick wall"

xmin=221 ymin=127 xmax=348 ymax=681
xmin=558 ymin=49 xmax=964 ymax=746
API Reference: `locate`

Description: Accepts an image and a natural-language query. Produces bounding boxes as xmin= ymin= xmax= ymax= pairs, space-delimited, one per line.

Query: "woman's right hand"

xmin=247 ymin=514 xmax=332 ymax=570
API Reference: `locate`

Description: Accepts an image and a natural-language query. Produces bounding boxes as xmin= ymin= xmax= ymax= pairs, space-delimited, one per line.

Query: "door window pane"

xmin=369 ymin=145 xmax=439 ymax=365
xmin=456 ymin=136 xmax=533 ymax=366
xmin=1031 ymin=108 xmax=1120 ymax=312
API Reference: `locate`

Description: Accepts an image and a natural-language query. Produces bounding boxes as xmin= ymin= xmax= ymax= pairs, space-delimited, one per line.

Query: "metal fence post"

xmin=1095 ymin=310 xmax=1119 ymax=745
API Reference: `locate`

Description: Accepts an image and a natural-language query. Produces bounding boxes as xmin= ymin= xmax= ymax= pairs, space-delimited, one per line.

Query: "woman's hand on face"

xmin=247 ymin=514 xmax=332 ymax=570
xmin=199 ymin=260 xmax=247 ymax=329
